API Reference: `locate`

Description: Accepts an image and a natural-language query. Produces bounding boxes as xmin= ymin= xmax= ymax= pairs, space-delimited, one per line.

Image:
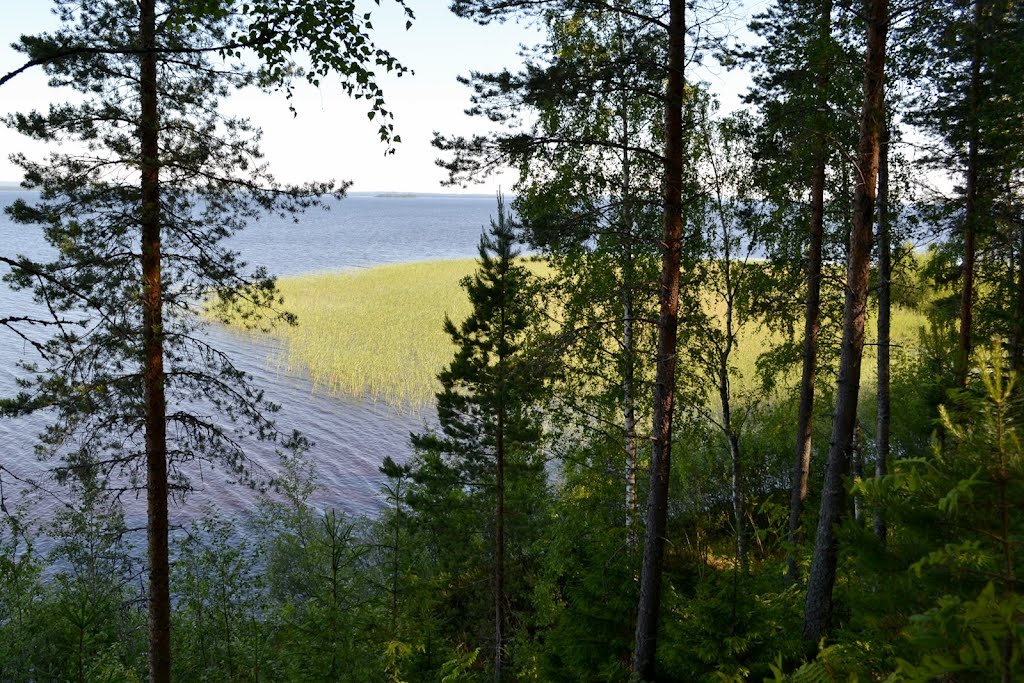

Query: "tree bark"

xmin=874 ymin=107 xmax=890 ymax=543
xmin=802 ymin=0 xmax=887 ymax=644
xmin=620 ymin=55 xmax=639 ymax=552
xmin=633 ymin=0 xmax=685 ymax=678
xmin=1013 ymin=229 xmax=1024 ymax=375
xmin=139 ymin=1 xmax=171 ymax=680
xmin=786 ymin=0 xmax=833 ymax=583
xmin=494 ymin=403 xmax=505 ymax=683
xmin=726 ymin=416 xmax=747 ymax=572
xmin=956 ymin=0 xmax=983 ymax=389
xmin=852 ymin=421 xmax=863 ymax=524
xmin=624 ymin=287 xmax=639 ymax=550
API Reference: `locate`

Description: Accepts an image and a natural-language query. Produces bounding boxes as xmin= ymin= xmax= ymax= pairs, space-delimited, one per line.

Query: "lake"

xmin=0 ymin=191 xmax=501 ymax=526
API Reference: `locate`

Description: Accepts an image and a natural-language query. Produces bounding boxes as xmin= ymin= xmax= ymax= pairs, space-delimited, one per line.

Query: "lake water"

xmin=0 ymin=191 xmax=500 ymax=526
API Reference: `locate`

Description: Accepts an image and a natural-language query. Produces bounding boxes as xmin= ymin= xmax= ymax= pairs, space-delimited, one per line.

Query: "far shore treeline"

xmin=1 ymin=1 xmax=1023 ymax=682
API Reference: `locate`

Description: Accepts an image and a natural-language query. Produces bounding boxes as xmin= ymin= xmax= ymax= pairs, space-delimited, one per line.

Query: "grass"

xmin=219 ymin=259 xmax=929 ymax=408
xmin=710 ymin=302 xmax=928 ymax=400
xmin=256 ymin=260 xmax=479 ymax=407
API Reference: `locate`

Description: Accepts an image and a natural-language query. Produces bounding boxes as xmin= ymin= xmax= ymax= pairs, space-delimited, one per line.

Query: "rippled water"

xmin=0 ymin=191 xmax=499 ymax=525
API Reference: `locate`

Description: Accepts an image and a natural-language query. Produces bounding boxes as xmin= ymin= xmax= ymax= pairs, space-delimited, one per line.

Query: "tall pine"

xmin=409 ymin=196 xmax=546 ymax=682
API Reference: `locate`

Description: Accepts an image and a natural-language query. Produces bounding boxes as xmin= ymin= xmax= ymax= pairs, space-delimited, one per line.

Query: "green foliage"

xmin=0 ymin=513 xmax=46 ymax=681
xmin=659 ymin=569 xmax=804 ymax=682
xmin=405 ymin=196 xmax=549 ymax=678
xmin=439 ymin=646 xmax=480 ymax=683
xmin=173 ymin=512 xmax=269 ymax=681
xmin=894 ymin=583 xmax=1023 ymax=681
xmin=523 ymin=439 xmax=639 ymax=682
xmin=0 ymin=493 xmax=146 ymax=682
xmin=258 ymin=494 xmax=378 ymax=679
xmin=764 ymin=648 xmax=859 ymax=682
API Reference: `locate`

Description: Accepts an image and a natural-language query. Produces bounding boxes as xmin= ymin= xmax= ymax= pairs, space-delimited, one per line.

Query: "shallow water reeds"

xmin=265 ymin=260 xmax=477 ymax=407
xmin=218 ymin=258 xmax=927 ymax=409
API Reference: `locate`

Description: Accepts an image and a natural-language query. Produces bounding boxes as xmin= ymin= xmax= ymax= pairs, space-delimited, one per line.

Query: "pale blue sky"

xmin=0 ymin=2 xmax=754 ymax=193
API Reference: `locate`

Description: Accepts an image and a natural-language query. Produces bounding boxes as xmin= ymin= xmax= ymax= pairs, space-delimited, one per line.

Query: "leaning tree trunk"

xmin=802 ymin=0 xmax=888 ymax=644
xmin=139 ymin=1 xmax=171 ymax=681
xmin=956 ymin=0 xmax=984 ymax=389
xmin=633 ymin=0 xmax=685 ymax=678
xmin=874 ymin=106 xmax=891 ymax=543
xmin=786 ymin=0 xmax=834 ymax=583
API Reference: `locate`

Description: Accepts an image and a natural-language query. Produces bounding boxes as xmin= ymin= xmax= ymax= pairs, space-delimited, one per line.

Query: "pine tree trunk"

xmin=802 ymin=0 xmax=887 ymax=644
xmin=139 ymin=1 xmax=171 ymax=680
xmin=786 ymin=0 xmax=833 ymax=583
xmin=957 ymin=0 xmax=983 ymax=389
xmin=874 ymin=109 xmax=891 ymax=543
xmin=633 ymin=0 xmax=685 ymax=678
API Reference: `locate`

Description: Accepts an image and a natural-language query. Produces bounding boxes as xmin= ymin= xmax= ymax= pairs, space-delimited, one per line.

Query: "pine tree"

xmin=803 ymin=0 xmax=890 ymax=643
xmin=731 ymin=0 xmax=861 ymax=581
xmin=409 ymin=196 xmax=546 ymax=682
xmin=438 ymin=1 xmax=666 ymax=558
xmin=1 ymin=2 xmax=411 ymax=680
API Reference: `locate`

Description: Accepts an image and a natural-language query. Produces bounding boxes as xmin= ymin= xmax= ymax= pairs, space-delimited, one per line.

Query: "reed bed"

xmin=263 ymin=260 xmax=478 ymax=407
xmin=219 ymin=259 xmax=928 ymax=408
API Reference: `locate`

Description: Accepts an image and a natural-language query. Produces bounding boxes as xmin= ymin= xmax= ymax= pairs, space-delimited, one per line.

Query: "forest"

xmin=0 ymin=0 xmax=1022 ymax=681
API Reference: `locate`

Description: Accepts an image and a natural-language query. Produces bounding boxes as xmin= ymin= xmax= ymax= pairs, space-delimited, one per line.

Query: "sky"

xmin=0 ymin=2 xmax=755 ymax=194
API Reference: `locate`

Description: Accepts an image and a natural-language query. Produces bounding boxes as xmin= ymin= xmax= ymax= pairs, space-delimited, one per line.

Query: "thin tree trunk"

xmin=852 ymin=421 xmax=863 ymax=524
xmin=139 ymin=1 xmax=170 ymax=680
xmin=633 ymin=0 xmax=685 ymax=678
xmin=620 ymin=59 xmax=639 ymax=552
xmin=1013 ymin=230 xmax=1024 ymax=374
xmin=956 ymin=0 xmax=983 ymax=389
xmin=726 ymin=415 xmax=747 ymax=572
xmin=802 ymin=0 xmax=888 ymax=644
xmin=624 ymin=288 xmax=638 ymax=549
xmin=495 ymin=368 xmax=506 ymax=682
xmin=786 ymin=0 xmax=834 ymax=583
xmin=874 ymin=108 xmax=891 ymax=543
xmin=715 ymin=178 xmax=745 ymax=573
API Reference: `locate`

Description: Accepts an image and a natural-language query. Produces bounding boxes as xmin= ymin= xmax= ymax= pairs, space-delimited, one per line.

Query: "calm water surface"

xmin=0 ymin=192 xmax=499 ymax=525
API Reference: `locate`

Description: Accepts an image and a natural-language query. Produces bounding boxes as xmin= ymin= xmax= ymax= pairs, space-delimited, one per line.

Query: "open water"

xmin=0 ymin=191 xmax=500 ymax=526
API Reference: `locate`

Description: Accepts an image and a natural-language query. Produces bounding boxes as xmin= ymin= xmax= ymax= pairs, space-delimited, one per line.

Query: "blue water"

xmin=0 ymin=191 xmax=500 ymax=526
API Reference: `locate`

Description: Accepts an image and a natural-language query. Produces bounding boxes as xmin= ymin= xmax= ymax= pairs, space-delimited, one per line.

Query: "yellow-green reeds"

xmin=264 ymin=260 xmax=477 ymax=407
xmin=218 ymin=258 xmax=928 ymax=409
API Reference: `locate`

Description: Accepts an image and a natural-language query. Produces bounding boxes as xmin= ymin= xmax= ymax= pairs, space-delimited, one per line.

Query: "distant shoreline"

xmin=0 ymin=185 xmax=506 ymax=199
